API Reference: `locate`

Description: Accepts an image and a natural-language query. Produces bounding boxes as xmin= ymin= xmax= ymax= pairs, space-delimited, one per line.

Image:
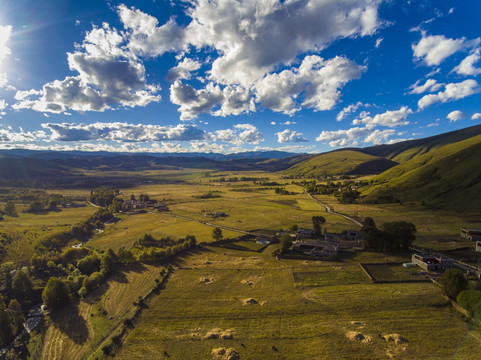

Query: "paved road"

xmin=307 ymin=193 xmax=363 ymax=227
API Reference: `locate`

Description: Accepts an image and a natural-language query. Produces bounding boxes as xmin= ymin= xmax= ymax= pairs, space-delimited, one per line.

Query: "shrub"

xmin=457 ymin=290 xmax=481 ymax=316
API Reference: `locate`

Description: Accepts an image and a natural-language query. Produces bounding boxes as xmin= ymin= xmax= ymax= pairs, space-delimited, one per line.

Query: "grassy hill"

xmin=283 ymin=150 xmax=397 ymax=177
xmin=366 ymin=133 xmax=481 ymax=211
xmin=360 ymin=123 xmax=481 ymax=162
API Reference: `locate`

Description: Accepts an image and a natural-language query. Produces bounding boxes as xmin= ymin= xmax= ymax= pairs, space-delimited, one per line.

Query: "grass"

xmin=313 ymin=194 xmax=481 ymax=251
xmin=116 ymin=245 xmax=479 ymax=359
xmin=0 ymin=204 xmax=97 ymax=265
xmin=362 ymin=263 xmax=429 ymax=282
xmin=37 ymin=262 xmax=164 ymax=360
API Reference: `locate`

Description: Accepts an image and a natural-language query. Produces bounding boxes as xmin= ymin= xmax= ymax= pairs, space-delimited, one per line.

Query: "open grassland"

xmin=116 ymin=245 xmax=480 ymax=360
xmin=313 ymin=194 xmax=481 ymax=250
xmin=38 ymin=262 xmax=164 ymax=360
xmin=88 ymin=212 xmax=244 ymax=251
xmin=0 ymin=204 xmax=97 ymax=264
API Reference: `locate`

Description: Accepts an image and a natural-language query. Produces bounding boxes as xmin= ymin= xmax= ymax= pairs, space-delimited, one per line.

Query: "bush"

xmin=42 ymin=277 xmax=70 ymax=310
xmin=440 ymin=269 xmax=468 ymax=299
xmin=457 ymin=290 xmax=481 ymax=316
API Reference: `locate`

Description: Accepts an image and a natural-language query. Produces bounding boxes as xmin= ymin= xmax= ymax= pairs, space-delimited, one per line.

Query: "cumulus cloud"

xmin=215 ymin=123 xmax=263 ymax=145
xmin=336 ymin=101 xmax=364 ymax=121
xmin=13 ymin=23 xmax=161 ymax=113
xmin=364 ymin=129 xmax=395 ymax=144
xmin=408 ymin=79 xmax=443 ymax=94
xmin=256 ymin=55 xmax=365 ymax=114
xmin=315 ymin=127 xmax=371 ymax=147
xmin=418 ymin=79 xmax=481 ymax=109
xmin=453 ymin=49 xmax=481 ymax=76
xmin=275 ymin=129 xmax=308 ymax=143
xmin=41 ymin=122 xmax=208 ymax=142
xmin=352 ymin=106 xmax=412 ymax=128
xmin=170 ymin=81 xmax=255 ymax=120
xmin=447 ymin=110 xmax=464 ymax=122
xmin=184 ymin=0 xmax=383 ymax=87
xmin=166 ymin=58 xmax=202 ymax=82
xmin=412 ymin=33 xmax=479 ymax=66
xmin=118 ymin=4 xmax=185 ymax=57
xmin=472 ymin=113 xmax=481 ymax=120
xmin=0 ymin=127 xmax=47 ymax=142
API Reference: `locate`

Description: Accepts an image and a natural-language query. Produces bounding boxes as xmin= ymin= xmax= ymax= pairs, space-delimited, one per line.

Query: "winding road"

xmin=307 ymin=193 xmax=363 ymax=227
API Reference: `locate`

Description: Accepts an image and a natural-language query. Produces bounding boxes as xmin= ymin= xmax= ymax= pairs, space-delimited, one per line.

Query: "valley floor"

xmin=115 ymin=245 xmax=481 ymax=360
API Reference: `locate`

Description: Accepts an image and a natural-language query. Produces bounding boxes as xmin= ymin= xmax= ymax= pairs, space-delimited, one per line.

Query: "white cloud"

xmin=118 ymin=4 xmax=185 ymax=57
xmin=453 ymin=49 xmax=481 ymax=76
xmin=0 ymin=99 xmax=7 ymax=110
xmin=275 ymin=129 xmax=308 ymax=143
xmin=184 ymin=0 xmax=383 ymax=87
xmin=256 ymin=55 xmax=365 ymax=114
xmin=41 ymin=122 xmax=209 ymax=142
xmin=336 ymin=101 xmax=365 ymax=121
xmin=215 ymin=123 xmax=263 ymax=145
xmin=364 ymin=129 xmax=395 ymax=144
xmin=166 ymin=58 xmax=202 ymax=82
xmin=412 ymin=33 xmax=479 ymax=66
xmin=352 ymin=106 xmax=412 ymax=128
xmin=13 ymin=23 xmax=161 ymax=113
xmin=408 ymin=79 xmax=443 ymax=94
xmin=426 ymin=119 xmax=440 ymax=127
xmin=170 ymin=81 xmax=255 ymax=120
xmin=315 ymin=127 xmax=371 ymax=147
xmin=418 ymin=79 xmax=481 ymax=109
xmin=0 ymin=127 xmax=47 ymax=142
xmin=447 ymin=110 xmax=464 ymax=122
xmin=471 ymin=113 xmax=481 ymax=120
xmin=375 ymin=37 xmax=383 ymax=48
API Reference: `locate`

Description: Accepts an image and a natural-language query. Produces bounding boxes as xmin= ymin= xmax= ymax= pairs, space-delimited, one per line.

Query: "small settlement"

xmin=121 ymin=200 xmax=169 ymax=214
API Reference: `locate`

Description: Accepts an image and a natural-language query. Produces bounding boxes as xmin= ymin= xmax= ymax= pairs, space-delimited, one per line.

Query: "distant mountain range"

xmin=2 ymin=124 xmax=481 ymax=211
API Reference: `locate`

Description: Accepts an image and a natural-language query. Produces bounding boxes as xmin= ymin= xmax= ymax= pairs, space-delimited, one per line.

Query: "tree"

xmin=42 ymin=277 xmax=70 ymax=310
xmin=0 ymin=262 xmax=14 ymax=288
xmin=312 ymin=216 xmax=326 ymax=236
xmin=381 ymin=221 xmax=417 ymax=250
xmin=212 ymin=227 xmax=223 ymax=241
xmin=27 ymin=201 xmax=45 ymax=213
xmin=280 ymin=233 xmax=293 ymax=252
xmin=12 ymin=269 xmax=33 ymax=301
xmin=440 ymin=268 xmax=468 ymax=299
xmin=457 ymin=290 xmax=481 ymax=316
xmin=48 ymin=200 xmax=58 ymax=211
xmin=7 ymin=299 xmax=24 ymax=334
xmin=0 ymin=299 xmax=13 ymax=347
xmin=4 ymin=201 xmax=16 ymax=216
xmin=360 ymin=217 xmax=383 ymax=250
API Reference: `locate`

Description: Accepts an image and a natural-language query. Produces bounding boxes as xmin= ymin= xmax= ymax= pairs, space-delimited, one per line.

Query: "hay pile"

xmin=346 ymin=331 xmax=372 ymax=344
xmin=242 ymin=298 xmax=258 ymax=305
xmin=211 ymin=348 xmax=240 ymax=360
xmin=205 ymin=329 xmax=235 ymax=340
xmin=383 ymin=334 xmax=407 ymax=344
xmin=199 ymin=276 xmax=214 ymax=284
xmin=241 ymin=276 xmax=260 ymax=286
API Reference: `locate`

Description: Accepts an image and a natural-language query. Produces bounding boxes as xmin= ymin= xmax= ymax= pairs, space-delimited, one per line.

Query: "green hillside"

xmin=284 ymin=150 xmax=397 ymax=177
xmin=361 ymin=123 xmax=481 ymax=162
xmin=366 ymin=133 xmax=481 ymax=211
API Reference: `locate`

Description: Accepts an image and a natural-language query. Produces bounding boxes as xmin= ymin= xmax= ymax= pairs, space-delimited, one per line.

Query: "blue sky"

xmin=0 ymin=0 xmax=480 ymax=154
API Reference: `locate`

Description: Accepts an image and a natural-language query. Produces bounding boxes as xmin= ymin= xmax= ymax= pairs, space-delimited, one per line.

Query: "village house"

xmin=292 ymin=240 xmax=339 ymax=259
xmin=460 ymin=228 xmax=481 ymax=241
xmin=122 ymin=200 xmax=169 ymax=213
xmin=411 ymin=252 xmax=454 ymax=272
xmin=296 ymin=228 xmax=314 ymax=239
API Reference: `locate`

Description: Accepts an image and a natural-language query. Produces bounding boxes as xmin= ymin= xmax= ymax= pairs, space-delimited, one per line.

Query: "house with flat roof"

xmin=411 ymin=252 xmax=454 ymax=272
xmin=293 ymin=240 xmax=339 ymax=259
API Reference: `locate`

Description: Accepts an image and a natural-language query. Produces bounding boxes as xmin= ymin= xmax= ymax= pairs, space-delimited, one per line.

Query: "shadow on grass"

xmin=50 ymin=302 xmax=89 ymax=345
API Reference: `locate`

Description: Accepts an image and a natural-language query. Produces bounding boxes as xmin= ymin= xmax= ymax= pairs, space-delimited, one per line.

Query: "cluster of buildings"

xmin=121 ymin=200 xmax=169 ymax=214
